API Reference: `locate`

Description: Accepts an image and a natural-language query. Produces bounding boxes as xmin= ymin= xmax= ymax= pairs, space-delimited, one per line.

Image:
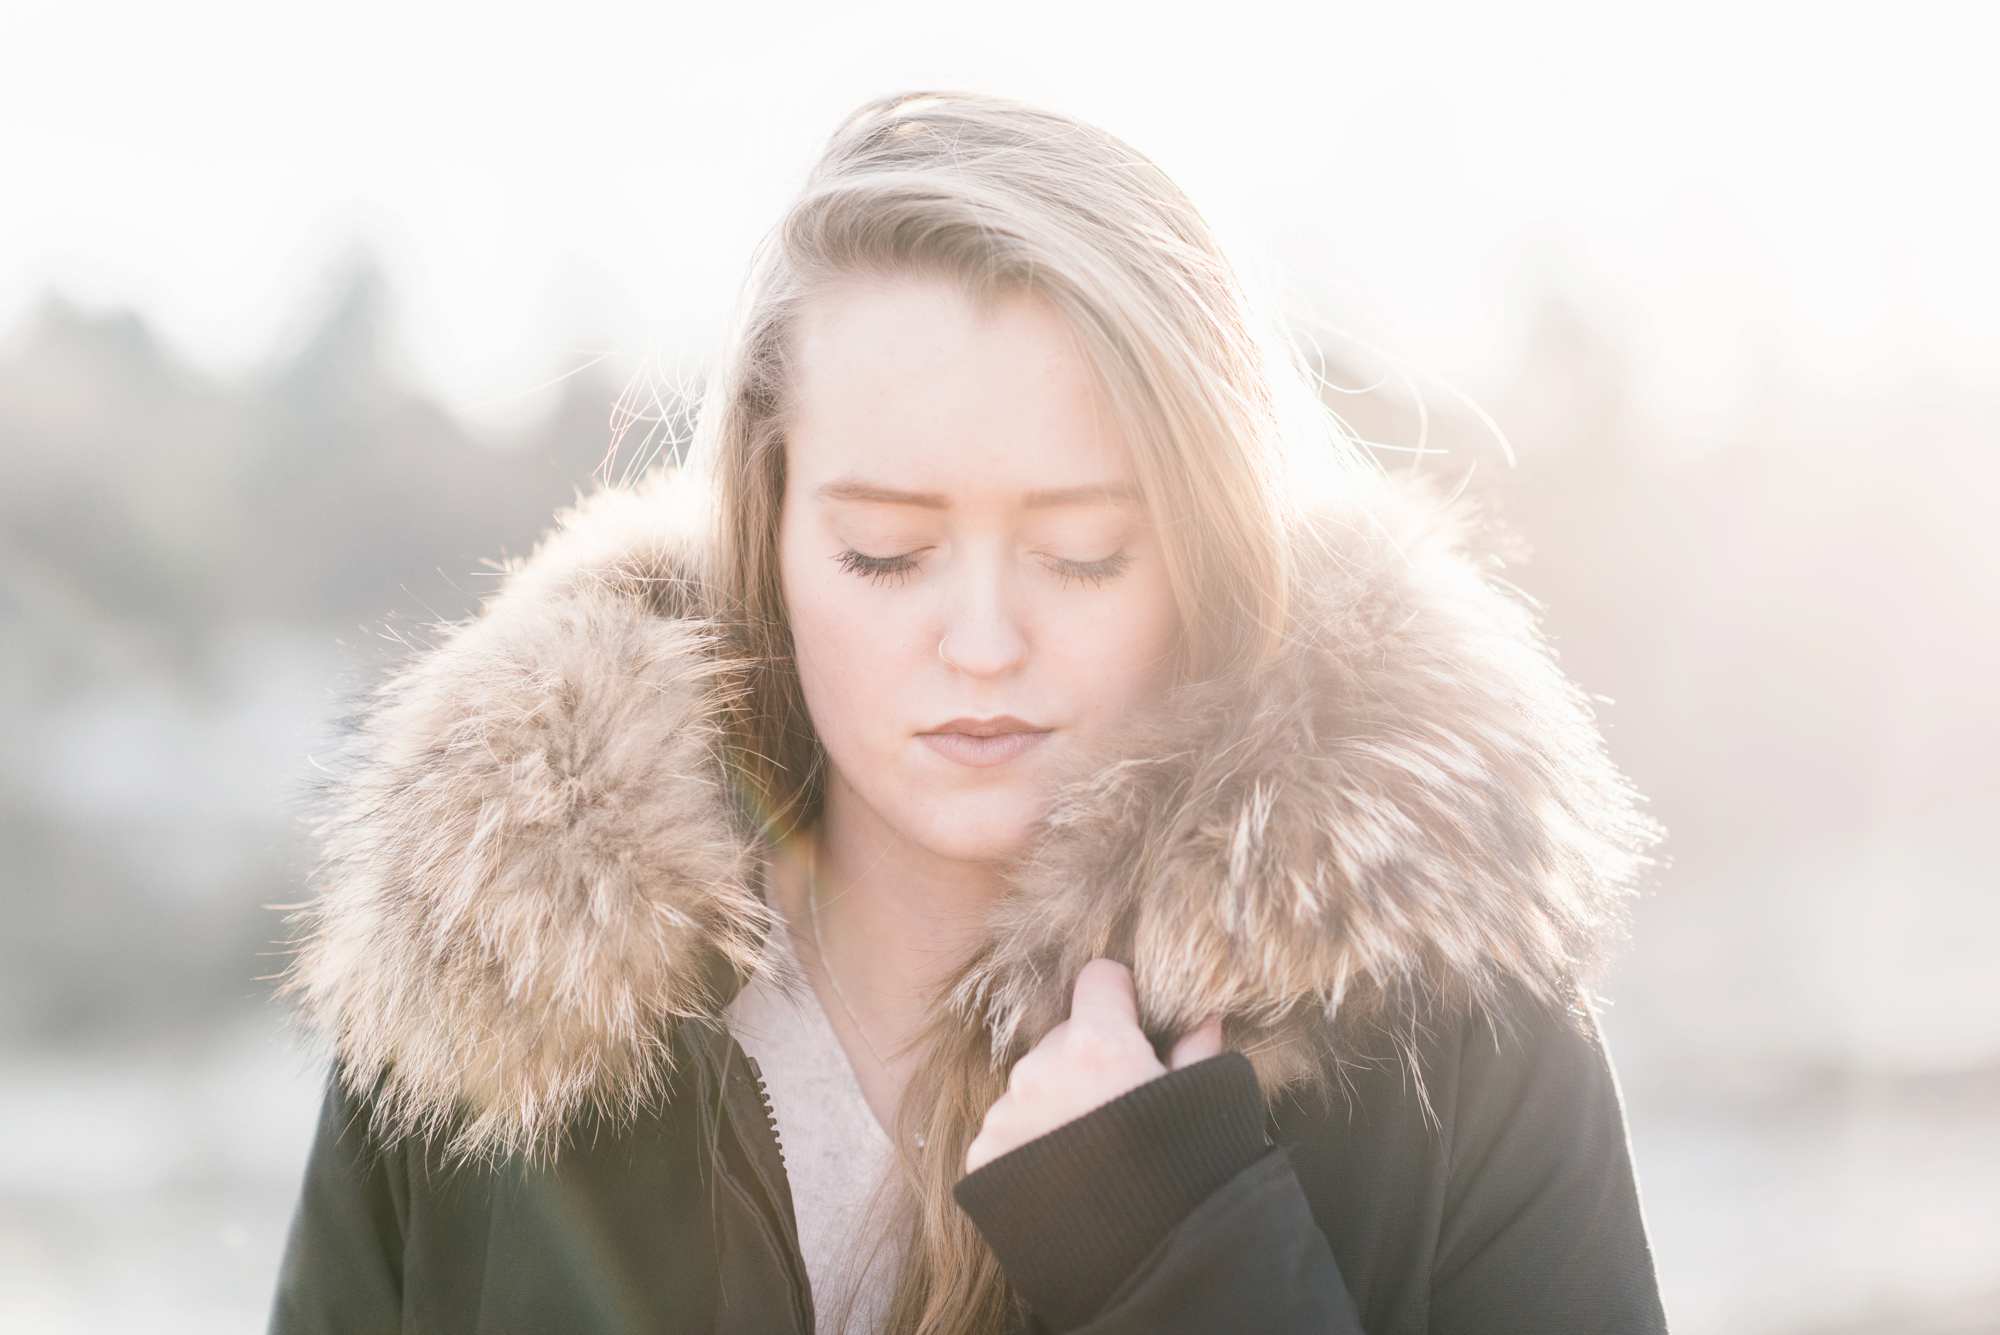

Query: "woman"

xmin=266 ymin=90 xmax=1670 ymax=1334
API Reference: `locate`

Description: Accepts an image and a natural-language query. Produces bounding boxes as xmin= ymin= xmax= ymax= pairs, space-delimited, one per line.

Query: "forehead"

xmin=786 ymin=274 xmax=1136 ymax=505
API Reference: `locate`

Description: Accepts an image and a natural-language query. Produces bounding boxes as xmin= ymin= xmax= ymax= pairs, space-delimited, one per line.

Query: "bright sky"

xmin=3 ymin=1 xmax=1991 ymax=437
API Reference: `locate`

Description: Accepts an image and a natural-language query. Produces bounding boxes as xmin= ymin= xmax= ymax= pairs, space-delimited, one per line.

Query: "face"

xmin=777 ymin=274 xmax=1183 ymax=866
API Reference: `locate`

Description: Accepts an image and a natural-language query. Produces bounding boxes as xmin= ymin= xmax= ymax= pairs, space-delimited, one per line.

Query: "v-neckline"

xmin=753 ymin=909 xmax=898 ymax=1154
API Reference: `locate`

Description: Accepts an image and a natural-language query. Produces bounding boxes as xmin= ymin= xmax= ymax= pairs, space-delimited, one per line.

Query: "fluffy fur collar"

xmin=271 ymin=462 xmax=1659 ymax=1166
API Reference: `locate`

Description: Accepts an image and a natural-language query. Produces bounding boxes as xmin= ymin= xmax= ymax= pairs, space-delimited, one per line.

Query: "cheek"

xmin=781 ymin=551 xmax=905 ymax=749
xmin=1130 ymin=584 xmax=1184 ymax=692
xmin=1053 ymin=575 xmax=1182 ymax=706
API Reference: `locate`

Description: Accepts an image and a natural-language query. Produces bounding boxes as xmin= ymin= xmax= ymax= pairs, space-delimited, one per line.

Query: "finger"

xmin=1069 ymin=958 xmax=1140 ymax=1027
xmin=1168 ymin=1014 xmax=1225 ymax=1070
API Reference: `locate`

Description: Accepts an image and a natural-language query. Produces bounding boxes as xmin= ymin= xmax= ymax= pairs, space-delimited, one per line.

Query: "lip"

xmin=923 ymin=715 xmax=1048 ymax=738
xmin=918 ymin=729 xmax=1052 ymax=768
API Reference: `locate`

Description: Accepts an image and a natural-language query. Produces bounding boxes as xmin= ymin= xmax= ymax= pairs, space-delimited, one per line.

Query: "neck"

xmin=772 ymin=785 xmax=1006 ymax=1068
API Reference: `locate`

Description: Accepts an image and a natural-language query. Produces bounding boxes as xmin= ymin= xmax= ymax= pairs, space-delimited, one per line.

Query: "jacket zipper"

xmin=724 ymin=1043 xmax=816 ymax=1333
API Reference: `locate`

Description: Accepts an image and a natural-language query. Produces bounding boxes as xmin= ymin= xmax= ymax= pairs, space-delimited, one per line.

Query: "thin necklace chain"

xmin=806 ymin=832 xmax=925 ymax=1149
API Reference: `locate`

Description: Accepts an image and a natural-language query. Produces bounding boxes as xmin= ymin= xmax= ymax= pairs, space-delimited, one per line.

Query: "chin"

xmin=901 ymin=790 xmax=1046 ymax=866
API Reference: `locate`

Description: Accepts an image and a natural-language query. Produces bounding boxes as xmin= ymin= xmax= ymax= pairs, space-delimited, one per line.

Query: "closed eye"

xmin=831 ymin=548 xmax=1133 ymax=589
xmin=833 ymin=548 xmax=925 ymax=587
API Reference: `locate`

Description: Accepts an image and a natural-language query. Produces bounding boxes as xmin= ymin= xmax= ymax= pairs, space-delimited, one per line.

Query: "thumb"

xmin=1167 ymin=1014 xmax=1225 ymax=1070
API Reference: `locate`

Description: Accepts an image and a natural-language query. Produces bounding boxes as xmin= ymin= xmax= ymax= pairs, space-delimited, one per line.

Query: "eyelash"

xmin=833 ymin=547 xmax=1134 ymax=590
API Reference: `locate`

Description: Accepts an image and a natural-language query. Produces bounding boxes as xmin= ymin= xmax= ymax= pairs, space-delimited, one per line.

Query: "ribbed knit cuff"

xmin=952 ymin=1050 xmax=1271 ymax=1331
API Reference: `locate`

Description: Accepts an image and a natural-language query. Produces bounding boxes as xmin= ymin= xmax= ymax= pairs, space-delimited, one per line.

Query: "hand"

xmin=964 ymin=957 xmax=1225 ymax=1175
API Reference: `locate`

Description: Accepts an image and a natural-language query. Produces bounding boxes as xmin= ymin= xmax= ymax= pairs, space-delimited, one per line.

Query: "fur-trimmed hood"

xmin=270 ymin=461 xmax=1660 ymax=1167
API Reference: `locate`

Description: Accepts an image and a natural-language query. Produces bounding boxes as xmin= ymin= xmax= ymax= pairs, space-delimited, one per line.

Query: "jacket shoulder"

xmin=268 ymin=1060 xmax=411 ymax=1332
xmin=1270 ymin=984 xmax=1664 ymax=1332
xmin=1430 ymin=986 xmax=1668 ymax=1333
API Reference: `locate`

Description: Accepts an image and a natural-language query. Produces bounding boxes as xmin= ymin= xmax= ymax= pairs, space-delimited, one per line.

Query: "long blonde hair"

xmin=680 ymin=88 xmax=1367 ymax=1335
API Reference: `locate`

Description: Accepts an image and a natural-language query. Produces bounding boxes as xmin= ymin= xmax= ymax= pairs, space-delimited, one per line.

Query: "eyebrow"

xmin=814 ymin=475 xmax=1141 ymax=510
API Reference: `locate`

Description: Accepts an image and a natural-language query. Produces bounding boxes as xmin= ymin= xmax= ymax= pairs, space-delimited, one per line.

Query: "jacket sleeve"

xmin=266 ymin=1059 xmax=409 ymax=1334
xmin=1428 ymin=994 xmax=1670 ymax=1334
xmin=953 ymin=1051 xmax=1366 ymax=1333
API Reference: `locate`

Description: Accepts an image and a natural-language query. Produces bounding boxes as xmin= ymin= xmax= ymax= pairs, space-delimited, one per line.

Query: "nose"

xmin=936 ymin=547 xmax=1029 ymax=677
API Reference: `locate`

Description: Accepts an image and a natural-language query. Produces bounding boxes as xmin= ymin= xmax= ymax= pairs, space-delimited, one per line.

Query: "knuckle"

xmin=1066 ymin=1021 xmax=1123 ymax=1066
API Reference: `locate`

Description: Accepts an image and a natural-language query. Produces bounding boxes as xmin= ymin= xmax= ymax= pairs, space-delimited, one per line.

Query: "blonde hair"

xmin=678 ymin=88 xmax=1369 ymax=1335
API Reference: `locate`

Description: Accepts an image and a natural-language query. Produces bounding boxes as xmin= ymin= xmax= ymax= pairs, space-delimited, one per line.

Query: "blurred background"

xmin=3 ymin=3 xmax=1994 ymax=1330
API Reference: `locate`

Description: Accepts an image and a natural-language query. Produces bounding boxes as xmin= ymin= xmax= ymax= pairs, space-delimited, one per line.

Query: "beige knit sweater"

xmin=725 ymin=914 xmax=910 ymax=1333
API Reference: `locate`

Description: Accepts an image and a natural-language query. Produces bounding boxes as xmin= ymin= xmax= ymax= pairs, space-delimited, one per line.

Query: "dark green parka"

xmin=266 ymin=463 xmax=1669 ymax=1333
